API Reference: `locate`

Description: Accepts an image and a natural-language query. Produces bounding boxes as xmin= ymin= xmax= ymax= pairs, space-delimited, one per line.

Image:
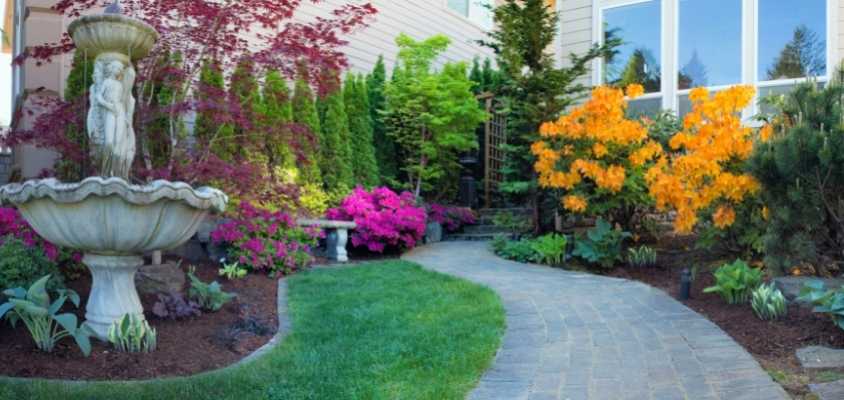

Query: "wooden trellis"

xmin=481 ymin=93 xmax=507 ymax=209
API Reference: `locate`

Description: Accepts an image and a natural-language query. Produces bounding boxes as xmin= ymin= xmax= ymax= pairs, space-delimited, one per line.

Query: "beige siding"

xmin=839 ymin=0 xmax=844 ymax=62
xmin=295 ymin=0 xmax=495 ymax=75
xmin=558 ymin=0 xmax=594 ymax=87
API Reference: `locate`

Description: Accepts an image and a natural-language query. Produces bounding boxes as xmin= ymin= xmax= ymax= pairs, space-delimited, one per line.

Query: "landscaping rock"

xmin=809 ymin=379 xmax=844 ymax=400
xmin=135 ymin=262 xmax=185 ymax=295
xmin=796 ymin=346 xmax=844 ymax=369
xmin=773 ymin=276 xmax=844 ymax=302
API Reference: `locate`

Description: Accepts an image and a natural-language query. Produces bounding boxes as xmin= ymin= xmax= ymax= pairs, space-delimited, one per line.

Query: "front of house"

xmin=0 ymin=0 xmax=839 ymax=179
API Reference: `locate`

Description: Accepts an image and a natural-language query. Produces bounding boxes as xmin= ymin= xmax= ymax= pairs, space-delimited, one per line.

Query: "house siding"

xmin=295 ymin=0 xmax=495 ymax=75
xmin=558 ymin=0 xmax=593 ymax=88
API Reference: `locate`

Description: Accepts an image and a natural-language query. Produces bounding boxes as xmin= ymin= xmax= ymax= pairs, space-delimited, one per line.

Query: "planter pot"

xmin=425 ymin=222 xmax=443 ymax=243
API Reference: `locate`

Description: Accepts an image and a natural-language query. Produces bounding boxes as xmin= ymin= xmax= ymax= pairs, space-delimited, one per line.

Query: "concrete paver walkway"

xmin=403 ymin=242 xmax=788 ymax=400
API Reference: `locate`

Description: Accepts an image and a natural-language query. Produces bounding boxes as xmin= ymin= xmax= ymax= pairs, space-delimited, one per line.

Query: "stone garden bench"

xmin=297 ymin=219 xmax=357 ymax=263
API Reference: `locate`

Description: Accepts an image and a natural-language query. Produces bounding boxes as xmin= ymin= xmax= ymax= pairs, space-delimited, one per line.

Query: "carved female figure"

xmin=86 ymin=62 xmax=104 ymax=149
xmin=90 ymin=59 xmax=128 ymax=177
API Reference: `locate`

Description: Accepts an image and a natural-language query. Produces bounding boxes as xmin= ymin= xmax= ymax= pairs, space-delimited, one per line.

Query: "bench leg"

xmin=325 ymin=228 xmax=349 ymax=263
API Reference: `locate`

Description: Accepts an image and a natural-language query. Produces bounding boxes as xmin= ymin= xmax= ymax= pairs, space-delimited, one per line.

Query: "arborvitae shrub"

xmin=291 ymin=76 xmax=323 ymax=185
xmin=344 ymin=73 xmax=379 ymax=187
xmin=367 ymin=56 xmax=400 ymax=184
xmin=319 ymin=86 xmax=354 ymax=190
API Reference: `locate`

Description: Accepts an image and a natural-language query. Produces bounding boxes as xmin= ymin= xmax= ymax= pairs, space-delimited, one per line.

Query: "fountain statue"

xmin=0 ymin=3 xmax=228 ymax=339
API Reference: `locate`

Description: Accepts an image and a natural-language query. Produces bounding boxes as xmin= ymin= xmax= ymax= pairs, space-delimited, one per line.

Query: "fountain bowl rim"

xmin=0 ymin=176 xmax=227 ymax=213
xmin=68 ymin=13 xmax=160 ymax=60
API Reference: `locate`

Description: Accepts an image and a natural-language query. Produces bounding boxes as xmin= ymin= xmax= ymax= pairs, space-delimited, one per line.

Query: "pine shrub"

xmin=748 ymin=77 xmax=844 ymax=276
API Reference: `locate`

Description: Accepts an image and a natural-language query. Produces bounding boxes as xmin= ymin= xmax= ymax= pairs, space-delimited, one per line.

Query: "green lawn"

xmin=0 ymin=261 xmax=505 ymax=400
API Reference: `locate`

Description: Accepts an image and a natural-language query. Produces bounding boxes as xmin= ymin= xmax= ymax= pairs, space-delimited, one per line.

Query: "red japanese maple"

xmin=7 ymin=0 xmax=376 ymax=200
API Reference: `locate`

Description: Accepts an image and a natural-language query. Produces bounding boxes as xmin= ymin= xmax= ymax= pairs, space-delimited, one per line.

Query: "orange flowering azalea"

xmin=533 ymin=85 xmax=662 ymax=223
xmin=563 ymin=195 xmax=588 ymax=213
xmin=646 ymin=85 xmax=760 ymax=233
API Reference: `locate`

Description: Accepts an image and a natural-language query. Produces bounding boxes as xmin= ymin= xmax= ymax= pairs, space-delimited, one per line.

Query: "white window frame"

xmin=590 ymin=0 xmax=838 ymax=118
xmin=443 ymin=0 xmax=494 ymax=31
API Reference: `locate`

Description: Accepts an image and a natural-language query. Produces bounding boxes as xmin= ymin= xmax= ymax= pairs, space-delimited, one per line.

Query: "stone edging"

xmin=0 ymin=177 xmax=228 ymax=213
xmin=0 ymin=278 xmax=291 ymax=385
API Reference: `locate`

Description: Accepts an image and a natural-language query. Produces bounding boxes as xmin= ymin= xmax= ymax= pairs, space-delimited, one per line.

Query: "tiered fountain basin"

xmin=0 ymin=177 xmax=227 ymax=338
xmin=68 ymin=13 xmax=158 ymax=61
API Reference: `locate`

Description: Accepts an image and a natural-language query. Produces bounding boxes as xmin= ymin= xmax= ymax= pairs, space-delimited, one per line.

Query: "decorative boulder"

xmin=773 ymin=276 xmax=844 ymax=302
xmin=135 ymin=262 xmax=186 ymax=295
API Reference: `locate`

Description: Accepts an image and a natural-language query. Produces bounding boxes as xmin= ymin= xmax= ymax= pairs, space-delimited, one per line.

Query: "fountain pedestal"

xmin=83 ymin=255 xmax=145 ymax=338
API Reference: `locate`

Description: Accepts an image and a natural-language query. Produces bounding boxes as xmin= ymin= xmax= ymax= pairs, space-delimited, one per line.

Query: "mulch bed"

xmin=0 ymin=261 xmax=278 ymax=381
xmin=605 ymin=235 xmax=844 ymax=398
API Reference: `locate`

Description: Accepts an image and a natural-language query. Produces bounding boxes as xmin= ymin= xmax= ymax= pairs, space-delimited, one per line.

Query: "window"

xmin=447 ymin=0 xmax=493 ymax=30
xmin=602 ymin=1 xmax=661 ymax=93
xmin=592 ymin=0 xmax=834 ymax=116
xmin=759 ymin=0 xmax=826 ymax=81
xmin=447 ymin=0 xmax=469 ymax=16
xmin=678 ymin=0 xmax=741 ymax=89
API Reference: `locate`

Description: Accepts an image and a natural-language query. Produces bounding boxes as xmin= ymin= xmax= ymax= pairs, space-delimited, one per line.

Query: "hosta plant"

xmin=572 ymin=218 xmax=631 ymax=269
xmin=188 ymin=268 xmax=236 ymax=312
xmin=493 ymin=239 xmax=538 ymax=263
xmin=627 ymin=245 xmax=658 ymax=268
xmin=0 ymin=275 xmax=92 ymax=355
xmin=798 ymin=281 xmax=844 ymax=330
xmin=219 ymin=261 xmax=248 ymax=280
xmin=107 ymin=313 xmax=157 ymax=353
xmin=530 ymin=234 xmax=568 ymax=266
xmin=703 ymin=260 xmax=762 ymax=304
xmin=751 ymin=283 xmax=787 ymax=321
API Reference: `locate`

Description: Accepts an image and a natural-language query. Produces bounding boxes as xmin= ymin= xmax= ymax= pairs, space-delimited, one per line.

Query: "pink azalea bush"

xmin=211 ymin=202 xmax=320 ymax=276
xmin=428 ymin=204 xmax=477 ymax=232
xmin=326 ymin=187 xmax=427 ymax=253
xmin=0 ymin=207 xmax=62 ymax=262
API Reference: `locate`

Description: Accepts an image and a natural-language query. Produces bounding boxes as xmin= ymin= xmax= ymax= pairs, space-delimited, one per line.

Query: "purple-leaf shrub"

xmin=326 ymin=187 xmax=427 ymax=253
xmin=211 ymin=202 xmax=319 ymax=276
xmin=428 ymin=204 xmax=477 ymax=232
xmin=152 ymin=292 xmax=202 ymax=320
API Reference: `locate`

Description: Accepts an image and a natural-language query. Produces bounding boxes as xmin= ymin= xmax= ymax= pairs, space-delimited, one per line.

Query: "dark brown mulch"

xmin=0 ymin=262 xmax=278 ymax=381
xmin=606 ymin=235 xmax=844 ymax=398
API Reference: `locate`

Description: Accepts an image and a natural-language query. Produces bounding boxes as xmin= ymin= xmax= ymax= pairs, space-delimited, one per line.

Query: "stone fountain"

xmin=0 ymin=4 xmax=227 ymax=339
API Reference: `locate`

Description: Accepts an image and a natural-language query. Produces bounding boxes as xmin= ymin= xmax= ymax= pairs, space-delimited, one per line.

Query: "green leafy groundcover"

xmin=0 ymin=261 xmax=504 ymax=400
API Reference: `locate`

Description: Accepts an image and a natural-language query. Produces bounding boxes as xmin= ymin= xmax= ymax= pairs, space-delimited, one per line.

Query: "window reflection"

xmin=678 ymin=0 xmax=741 ymax=89
xmin=448 ymin=0 xmax=469 ymax=16
xmin=759 ymin=0 xmax=826 ymax=80
xmin=603 ymin=1 xmax=661 ymax=93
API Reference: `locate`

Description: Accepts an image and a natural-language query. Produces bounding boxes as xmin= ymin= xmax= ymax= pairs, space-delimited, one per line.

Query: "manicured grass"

xmin=0 ymin=261 xmax=505 ymax=400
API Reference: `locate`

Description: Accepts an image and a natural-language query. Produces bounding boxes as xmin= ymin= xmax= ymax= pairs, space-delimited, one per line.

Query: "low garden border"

xmin=0 ymin=279 xmax=291 ymax=385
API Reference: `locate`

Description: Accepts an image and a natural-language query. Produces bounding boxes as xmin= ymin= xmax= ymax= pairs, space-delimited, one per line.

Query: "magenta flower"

xmin=326 ymin=187 xmax=427 ymax=253
xmin=210 ymin=201 xmax=317 ymax=276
